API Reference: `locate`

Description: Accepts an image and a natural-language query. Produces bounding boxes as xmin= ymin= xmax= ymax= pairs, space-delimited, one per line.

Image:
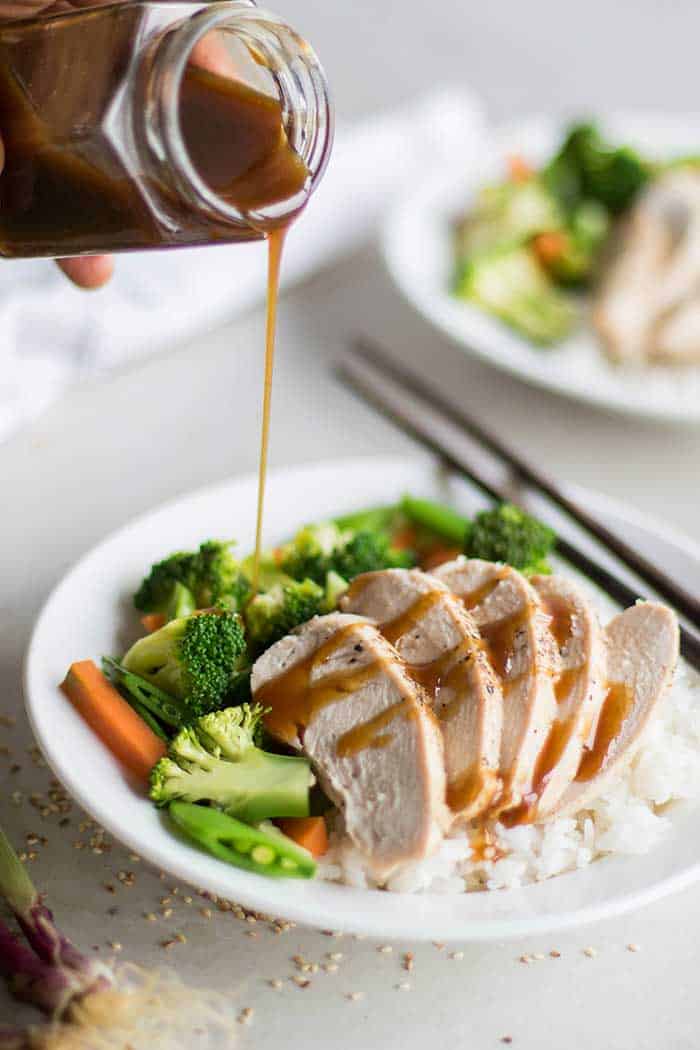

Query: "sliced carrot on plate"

xmin=275 ymin=816 xmax=328 ymax=858
xmin=61 ymin=660 xmax=165 ymax=782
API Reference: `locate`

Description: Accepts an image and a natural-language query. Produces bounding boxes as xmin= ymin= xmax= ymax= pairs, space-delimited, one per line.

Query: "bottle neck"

xmin=137 ymin=1 xmax=333 ymax=233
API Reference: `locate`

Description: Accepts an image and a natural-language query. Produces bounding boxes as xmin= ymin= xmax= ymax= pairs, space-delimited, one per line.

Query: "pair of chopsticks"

xmin=337 ymin=338 xmax=700 ymax=670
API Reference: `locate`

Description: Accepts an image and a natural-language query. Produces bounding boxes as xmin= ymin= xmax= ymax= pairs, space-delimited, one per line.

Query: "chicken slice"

xmin=554 ymin=602 xmax=679 ymax=818
xmin=498 ymin=575 xmax=607 ymax=824
xmin=593 ymin=210 xmax=672 ymax=363
xmin=432 ymin=558 xmax=559 ymax=811
xmin=341 ymin=569 xmax=503 ymax=820
xmin=251 ymin=612 xmax=448 ymax=877
xmin=654 ymin=298 xmax=700 ymax=363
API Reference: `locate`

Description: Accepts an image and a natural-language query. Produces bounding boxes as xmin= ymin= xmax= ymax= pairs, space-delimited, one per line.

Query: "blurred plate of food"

xmin=382 ymin=112 xmax=700 ymax=422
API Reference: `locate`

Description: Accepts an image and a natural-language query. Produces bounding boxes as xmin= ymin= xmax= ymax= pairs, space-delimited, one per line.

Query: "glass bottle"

xmin=0 ymin=0 xmax=333 ymax=257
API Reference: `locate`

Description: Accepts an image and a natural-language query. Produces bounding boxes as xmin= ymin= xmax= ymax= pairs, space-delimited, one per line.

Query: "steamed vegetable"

xmin=400 ymin=495 xmax=469 ymax=545
xmin=61 ymin=660 xmax=166 ymax=781
xmin=279 ymin=521 xmax=414 ymax=586
xmin=465 ymin=503 xmax=556 ymax=574
xmin=244 ymin=577 xmax=325 ymax=652
xmin=150 ymin=704 xmax=313 ymax=822
xmin=168 ymin=801 xmax=317 ymax=878
xmin=454 ymin=245 xmax=576 ymax=345
xmin=543 ymin=122 xmax=650 ymax=215
xmin=134 ymin=539 xmax=249 ymax=618
xmin=102 ymin=656 xmax=191 ymax=729
xmin=122 ymin=608 xmax=248 ymax=716
xmin=276 ymin=816 xmax=328 ymax=858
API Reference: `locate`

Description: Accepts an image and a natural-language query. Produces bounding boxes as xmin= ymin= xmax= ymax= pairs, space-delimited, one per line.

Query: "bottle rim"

xmin=152 ymin=1 xmax=334 ymax=231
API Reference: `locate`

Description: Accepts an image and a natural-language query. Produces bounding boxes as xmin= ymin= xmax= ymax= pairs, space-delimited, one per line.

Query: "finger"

xmin=58 ymin=255 xmax=114 ymax=289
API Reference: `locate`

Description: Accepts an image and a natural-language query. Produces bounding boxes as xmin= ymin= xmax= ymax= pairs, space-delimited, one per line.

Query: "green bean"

xmin=400 ymin=495 xmax=469 ymax=545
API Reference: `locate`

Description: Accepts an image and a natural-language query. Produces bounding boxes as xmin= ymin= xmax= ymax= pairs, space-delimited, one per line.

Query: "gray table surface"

xmin=3 ymin=1 xmax=700 ymax=1043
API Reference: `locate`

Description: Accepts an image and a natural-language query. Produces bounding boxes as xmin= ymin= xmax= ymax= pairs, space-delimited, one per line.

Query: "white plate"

xmin=24 ymin=456 xmax=700 ymax=941
xmin=382 ymin=112 xmax=700 ymax=424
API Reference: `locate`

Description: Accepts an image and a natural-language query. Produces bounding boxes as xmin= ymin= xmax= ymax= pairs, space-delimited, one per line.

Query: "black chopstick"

xmin=348 ymin=338 xmax=700 ymax=628
xmin=336 ymin=340 xmax=700 ymax=670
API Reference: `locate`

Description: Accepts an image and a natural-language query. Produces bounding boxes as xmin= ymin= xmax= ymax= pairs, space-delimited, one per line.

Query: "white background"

xmin=2 ymin=0 xmax=700 ymax=1044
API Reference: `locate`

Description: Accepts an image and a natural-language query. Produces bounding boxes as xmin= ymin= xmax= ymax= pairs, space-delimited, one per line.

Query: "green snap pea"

xmin=102 ymin=656 xmax=189 ymax=728
xmin=168 ymin=802 xmax=317 ymax=880
xmin=400 ymin=495 xmax=469 ymax=545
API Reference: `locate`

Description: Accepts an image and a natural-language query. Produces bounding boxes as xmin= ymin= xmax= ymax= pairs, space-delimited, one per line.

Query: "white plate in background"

xmin=382 ymin=112 xmax=700 ymax=423
xmin=23 ymin=456 xmax=700 ymax=940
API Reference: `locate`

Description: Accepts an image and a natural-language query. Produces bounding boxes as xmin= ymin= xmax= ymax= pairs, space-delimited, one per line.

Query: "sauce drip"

xmin=541 ymin=593 xmax=575 ymax=651
xmin=478 ymin=609 xmax=528 ymax=680
xmin=575 ymin=681 xmax=633 ymax=783
xmin=336 ymin=701 xmax=412 ymax=757
xmin=461 ymin=576 xmax=503 ymax=612
xmin=381 ymin=591 xmax=445 ymax=648
xmin=258 ymin=624 xmax=412 ymax=757
xmin=251 ymin=226 xmax=286 ymax=593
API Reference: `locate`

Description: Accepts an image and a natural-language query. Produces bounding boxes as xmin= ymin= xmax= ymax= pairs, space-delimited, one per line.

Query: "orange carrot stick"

xmin=275 ymin=816 xmax=328 ymax=858
xmin=61 ymin=660 xmax=166 ymax=782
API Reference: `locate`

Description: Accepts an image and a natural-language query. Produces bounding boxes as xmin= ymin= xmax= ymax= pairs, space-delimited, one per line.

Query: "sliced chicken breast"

xmin=341 ymin=569 xmax=503 ymax=820
xmin=499 ymin=575 xmax=607 ymax=824
xmin=432 ymin=558 xmax=559 ymax=811
xmin=593 ymin=210 xmax=672 ymax=363
xmin=554 ymin=602 xmax=679 ymax=818
xmin=251 ymin=612 xmax=448 ymax=877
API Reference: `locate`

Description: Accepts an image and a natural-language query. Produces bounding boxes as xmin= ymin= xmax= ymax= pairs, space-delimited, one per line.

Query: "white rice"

xmin=317 ymin=606 xmax=700 ymax=895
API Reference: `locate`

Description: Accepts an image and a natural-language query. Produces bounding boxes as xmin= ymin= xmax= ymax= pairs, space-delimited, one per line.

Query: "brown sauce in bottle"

xmin=575 ymin=682 xmax=633 ymax=782
xmin=0 ymin=47 xmax=308 ymax=254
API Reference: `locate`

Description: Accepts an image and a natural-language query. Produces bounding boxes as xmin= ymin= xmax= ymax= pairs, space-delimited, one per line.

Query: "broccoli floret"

xmin=455 ymin=245 xmax=576 ymax=345
xmin=333 ymin=531 xmax=413 ymax=579
xmin=150 ymin=704 xmax=313 ymax=823
xmin=279 ymin=523 xmax=344 ymax=585
xmin=465 ymin=503 xmax=556 ymax=575
xmin=544 ymin=122 xmax=650 ymax=215
xmin=244 ymin=579 xmax=324 ymax=652
xmin=134 ymin=540 xmax=249 ymax=616
xmin=323 ymin=570 xmax=349 ymax=612
xmin=122 ymin=609 xmax=248 ymax=716
xmin=280 ymin=522 xmax=415 ymax=586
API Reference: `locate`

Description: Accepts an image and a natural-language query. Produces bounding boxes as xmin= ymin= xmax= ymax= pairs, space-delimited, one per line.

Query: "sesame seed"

xmin=323 ymin=963 xmax=338 ymax=974
xmin=246 ymin=930 xmax=258 ymax=939
xmin=269 ymin=979 xmax=283 ymax=989
xmin=144 ymin=913 xmax=157 ymax=922
xmin=291 ymin=976 xmax=310 ymax=989
xmin=161 ymin=939 xmax=177 ymax=950
xmin=327 ymin=952 xmax=343 ymax=962
xmin=238 ymin=1008 xmax=253 ymax=1025
xmin=532 ymin=953 xmax=545 ymax=961
xmin=200 ymin=907 xmax=212 ymax=919
xmin=377 ymin=945 xmax=393 ymax=954
xmin=184 ymin=896 xmax=193 ymax=905
xmin=403 ymin=952 xmax=414 ymax=972
xmin=108 ymin=942 xmax=122 ymax=953
xmin=433 ymin=942 xmax=445 ymax=951
xmin=549 ymin=950 xmax=561 ymax=959
xmin=161 ymin=908 xmax=173 ymax=919
xmin=449 ymin=950 xmax=464 ymax=961
xmin=627 ymin=943 xmax=640 ymax=953
xmin=501 ymin=1038 xmax=513 ymax=1045
xmin=347 ymin=992 xmax=364 ymax=1002
xmin=175 ymin=933 xmax=187 ymax=944
xmin=519 ymin=954 xmax=531 ymax=965
xmin=583 ymin=947 xmax=597 ymax=958
xmin=397 ymin=982 xmax=411 ymax=992
xmin=160 ymin=897 xmax=172 ymax=906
